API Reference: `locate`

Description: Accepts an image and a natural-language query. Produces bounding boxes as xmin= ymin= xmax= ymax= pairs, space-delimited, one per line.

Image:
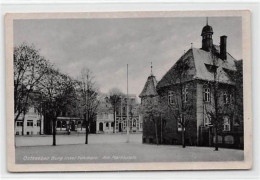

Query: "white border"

xmin=1 ymin=1 xmax=259 ymax=180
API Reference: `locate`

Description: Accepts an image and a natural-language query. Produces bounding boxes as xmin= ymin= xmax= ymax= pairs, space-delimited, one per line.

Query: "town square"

xmin=12 ymin=15 xmax=245 ymax=165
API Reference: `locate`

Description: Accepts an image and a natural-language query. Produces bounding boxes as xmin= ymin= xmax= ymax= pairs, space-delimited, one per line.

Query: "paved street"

xmin=15 ymin=133 xmax=244 ymax=164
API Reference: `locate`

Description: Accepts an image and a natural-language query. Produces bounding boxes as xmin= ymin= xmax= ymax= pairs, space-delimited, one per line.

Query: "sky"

xmin=14 ymin=16 xmax=242 ymax=100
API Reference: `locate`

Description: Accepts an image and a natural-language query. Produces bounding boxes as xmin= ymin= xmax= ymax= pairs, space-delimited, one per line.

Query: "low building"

xmin=15 ymin=106 xmax=44 ymax=135
xmin=56 ymin=117 xmax=84 ymax=134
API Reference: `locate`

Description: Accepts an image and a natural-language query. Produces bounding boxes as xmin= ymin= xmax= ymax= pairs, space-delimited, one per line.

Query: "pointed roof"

xmin=157 ymin=46 xmax=238 ymax=89
xmin=139 ymin=75 xmax=158 ymax=98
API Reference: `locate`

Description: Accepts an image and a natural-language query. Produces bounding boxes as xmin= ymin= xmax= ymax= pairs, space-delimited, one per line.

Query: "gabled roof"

xmin=139 ymin=75 xmax=158 ymax=98
xmin=157 ymin=46 xmax=238 ymax=89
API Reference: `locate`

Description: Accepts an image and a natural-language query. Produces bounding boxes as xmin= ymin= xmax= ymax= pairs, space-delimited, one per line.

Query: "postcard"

xmin=5 ymin=10 xmax=252 ymax=172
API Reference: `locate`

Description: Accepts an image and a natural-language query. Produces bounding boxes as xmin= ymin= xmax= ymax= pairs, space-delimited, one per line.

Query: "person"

xmin=68 ymin=127 xmax=71 ymax=135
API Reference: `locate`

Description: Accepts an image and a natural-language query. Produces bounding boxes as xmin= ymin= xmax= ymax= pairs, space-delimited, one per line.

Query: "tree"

xmin=14 ymin=43 xmax=48 ymax=135
xmin=38 ymin=65 xmax=74 ymax=146
xmin=140 ymin=97 xmax=163 ymax=145
xmin=107 ymin=88 xmax=123 ymax=133
xmin=204 ymin=50 xmax=236 ymax=151
xmin=161 ymin=58 xmax=192 ymax=148
xmin=77 ymin=68 xmax=99 ymax=144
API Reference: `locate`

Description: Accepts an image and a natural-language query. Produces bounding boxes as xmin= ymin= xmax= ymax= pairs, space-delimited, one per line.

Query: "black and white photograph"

xmin=5 ymin=11 xmax=252 ymax=172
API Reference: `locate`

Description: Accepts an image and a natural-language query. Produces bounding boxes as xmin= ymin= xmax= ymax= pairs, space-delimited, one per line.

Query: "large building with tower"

xmin=140 ymin=22 xmax=244 ymax=149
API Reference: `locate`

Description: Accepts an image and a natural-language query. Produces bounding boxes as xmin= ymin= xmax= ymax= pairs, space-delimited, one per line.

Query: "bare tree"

xmin=77 ymin=68 xmax=100 ymax=144
xmin=14 ymin=43 xmax=48 ymax=135
xmin=161 ymin=58 xmax=192 ymax=148
xmin=204 ymin=50 xmax=236 ymax=151
xmin=107 ymin=88 xmax=123 ymax=133
xmin=39 ymin=65 xmax=74 ymax=146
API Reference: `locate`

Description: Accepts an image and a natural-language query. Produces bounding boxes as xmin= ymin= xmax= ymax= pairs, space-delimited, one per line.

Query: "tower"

xmin=139 ymin=63 xmax=158 ymax=105
xmin=201 ymin=18 xmax=214 ymax=51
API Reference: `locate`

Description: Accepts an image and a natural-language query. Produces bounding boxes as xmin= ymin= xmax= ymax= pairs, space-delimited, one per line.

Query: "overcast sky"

xmin=14 ymin=16 xmax=242 ymax=99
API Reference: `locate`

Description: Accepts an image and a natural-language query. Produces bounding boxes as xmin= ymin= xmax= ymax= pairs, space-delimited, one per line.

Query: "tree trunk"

xmin=85 ymin=114 xmax=89 ymax=144
xmin=52 ymin=117 xmax=56 ymax=146
xmin=182 ymin=125 xmax=186 ymax=148
xmin=214 ymin=127 xmax=218 ymax=151
xmin=22 ymin=110 xmax=26 ymax=136
xmin=85 ymin=122 xmax=89 ymax=144
xmin=113 ymin=108 xmax=116 ymax=133
xmin=154 ymin=119 xmax=159 ymax=145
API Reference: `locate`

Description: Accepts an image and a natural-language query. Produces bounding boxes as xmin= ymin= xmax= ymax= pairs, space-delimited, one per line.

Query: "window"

xmin=177 ymin=117 xmax=185 ymax=132
xmin=203 ymin=88 xmax=210 ymax=102
xmin=223 ymin=116 xmax=231 ymax=131
xmin=224 ymin=91 xmax=233 ymax=104
xmin=116 ymin=120 xmax=119 ymax=129
xmin=177 ymin=122 xmax=182 ymax=132
xmin=62 ymin=121 xmax=67 ymax=128
xmin=168 ymin=91 xmax=175 ymax=105
xmin=223 ymin=92 xmax=230 ymax=104
xmin=37 ymin=120 xmax=41 ymax=127
xmin=57 ymin=121 xmax=61 ymax=128
xmin=27 ymin=120 xmax=33 ymax=127
xmin=123 ymin=120 xmax=126 ymax=129
xmin=183 ymin=87 xmax=188 ymax=102
xmin=106 ymin=122 xmax=109 ymax=127
xmin=17 ymin=121 xmax=23 ymax=127
xmin=204 ymin=114 xmax=212 ymax=126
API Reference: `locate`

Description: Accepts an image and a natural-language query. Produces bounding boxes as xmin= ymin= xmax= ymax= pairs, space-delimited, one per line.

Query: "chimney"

xmin=220 ymin=36 xmax=227 ymax=60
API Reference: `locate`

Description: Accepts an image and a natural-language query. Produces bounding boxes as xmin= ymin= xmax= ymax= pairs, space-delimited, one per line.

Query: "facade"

xmin=140 ymin=23 xmax=243 ymax=149
xmin=96 ymin=98 xmax=114 ymax=133
xmin=15 ymin=106 xmax=44 ymax=135
xmin=96 ymin=94 xmax=143 ymax=133
xmin=55 ymin=116 xmax=85 ymax=134
xmin=115 ymin=95 xmax=143 ymax=133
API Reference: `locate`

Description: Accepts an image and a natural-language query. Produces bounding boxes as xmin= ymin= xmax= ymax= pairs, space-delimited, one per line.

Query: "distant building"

xmin=15 ymin=106 xmax=44 ymax=135
xmin=14 ymin=91 xmax=44 ymax=136
xmin=96 ymin=94 xmax=143 ymax=133
xmin=115 ymin=95 xmax=143 ymax=133
xmin=96 ymin=96 xmax=114 ymax=133
xmin=140 ymin=22 xmax=244 ymax=149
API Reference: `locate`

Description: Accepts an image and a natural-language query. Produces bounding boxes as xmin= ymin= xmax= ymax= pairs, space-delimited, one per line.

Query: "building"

xmin=96 ymin=97 xmax=114 ymax=133
xmin=96 ymin=94 xmax=143 ymax=133
xmin=140 ymin=22 xmax=243 ymax=149
xmin=115 ymin=95 xmax=143 ymax=133
xmin=55 ymin=116 xmax=84 ymax=135
xmin=15 ymin=106 xmax=44 ymax=135
xmin=14 ymin=91 xmax=44 ymax=136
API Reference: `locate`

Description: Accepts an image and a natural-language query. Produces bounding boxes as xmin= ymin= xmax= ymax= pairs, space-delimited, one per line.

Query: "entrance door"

xmin=99 ymin=122 xmax=103 ymax=131
xmin=71 ymin=121 xmax=75 ymax=131
xmin=119 ymin=123 xmax=122 ymax=132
